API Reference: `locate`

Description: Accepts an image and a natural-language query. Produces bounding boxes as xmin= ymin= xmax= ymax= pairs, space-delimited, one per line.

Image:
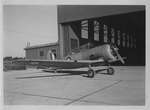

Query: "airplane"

xmin=15 ymin=43 xmax=125 ymax=78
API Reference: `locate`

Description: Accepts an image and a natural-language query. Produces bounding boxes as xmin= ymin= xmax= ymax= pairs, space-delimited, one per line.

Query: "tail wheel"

xmin=107 ymin=67 xmax=114 ymax=75
xmin=88 ymin=69 xmax=95 ymax=78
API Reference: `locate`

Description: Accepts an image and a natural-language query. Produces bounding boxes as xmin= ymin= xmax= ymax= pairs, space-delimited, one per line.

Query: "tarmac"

xmin=4 ymin=66 xmax=145 ymax=105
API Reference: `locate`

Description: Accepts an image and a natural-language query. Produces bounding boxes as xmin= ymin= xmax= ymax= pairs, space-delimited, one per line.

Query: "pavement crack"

xmin=65 ymin=80 xmax=123 ymax=105
xmin=80 ymin=99 xmax=119 ymax=105
xmin=6 ymin=91 xmax=74 ymax=101
xmin=6 ymin=91 xmax=119 ymax=105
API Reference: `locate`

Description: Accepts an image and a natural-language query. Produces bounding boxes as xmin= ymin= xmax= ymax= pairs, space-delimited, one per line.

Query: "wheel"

xmin=65 ymin=56 xmax=72 ymax=60
xmin=107 ymin=67 xmax=114 ymax=75
xmin=87 ymin=69 xmax=95 ymax=78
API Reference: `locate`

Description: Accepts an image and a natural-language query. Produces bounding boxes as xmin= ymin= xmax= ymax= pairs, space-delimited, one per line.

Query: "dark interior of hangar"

xmin=61 ymin=10 xmax=145 ymax=66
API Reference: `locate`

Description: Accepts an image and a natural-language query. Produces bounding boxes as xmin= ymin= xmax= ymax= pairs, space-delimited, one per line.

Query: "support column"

xmin=58 ymin=24 xmax=64 ymax=59
xmin=107 ymin=24 xmax=111 ymax=43
xmin=88 ymin=20 xmax=94 ymax=43
xmin=58 ymin=24 xmax=70 ymax=59
xmin=99 ymin=19 xmax=104 ymax=44
xmin=114 ymin=29 xmax=118 ymax=46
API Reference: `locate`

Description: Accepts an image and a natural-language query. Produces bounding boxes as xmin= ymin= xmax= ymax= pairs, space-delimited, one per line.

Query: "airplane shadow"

xmin=16 ymin=69 xmax=109 ymax=79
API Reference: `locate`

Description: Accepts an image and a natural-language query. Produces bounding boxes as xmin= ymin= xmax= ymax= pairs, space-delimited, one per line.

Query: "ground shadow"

xmin=16 ymin=69 xmax=110 ymax=79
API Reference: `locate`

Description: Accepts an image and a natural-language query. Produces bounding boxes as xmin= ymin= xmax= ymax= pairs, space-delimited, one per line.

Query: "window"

xmin=94 ymin=20 xmax=99 ymax=41
xmin=130 ymin=36 xmax=133 ymax=48
xmin=104 ymin=24 xmax=108 ymax=43
xmin=111 ymin=28 xmax=115 ymax=44
xmin=40 ymin=51 xmax=44 ymax=56
xmin=117 ymin=30 xmax=121 ymax=46
xmin=81 ymin=20 xmax=88 ymax=39
xmin=133 ymin=38 xmax=136 ymax=48
xmin=127 ymin=34 xmax=130 ymax=48
xmin=71 ymin=38 xmax=78 ymax=50
xmin=122 ymin=33 xmax=126 ymax=47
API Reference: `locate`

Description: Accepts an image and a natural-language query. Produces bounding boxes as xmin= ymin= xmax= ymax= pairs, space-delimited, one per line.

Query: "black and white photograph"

xmin=2 ymin=2 xmax=147 ymax=109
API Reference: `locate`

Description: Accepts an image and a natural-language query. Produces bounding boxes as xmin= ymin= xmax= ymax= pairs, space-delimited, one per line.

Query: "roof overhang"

xmin=24 ymin=42 xmax=58 ymax=50
xmin=58 ymin=5 xmax=145 ymax=23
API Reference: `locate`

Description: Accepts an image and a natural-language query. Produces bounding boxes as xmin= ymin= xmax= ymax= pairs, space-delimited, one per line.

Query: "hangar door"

xmin=59 ymin=10 xmax=145 ymax=66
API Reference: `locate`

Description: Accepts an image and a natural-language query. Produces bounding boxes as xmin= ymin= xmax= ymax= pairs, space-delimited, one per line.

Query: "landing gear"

xmin=107 ymin=67 xmax=114 ymax=75
xmin=65 ymin=56 xmax=72 ymax=60
xmin=105 ymin=62 xmax=114 ymax=75
xmin=87 ymin=69 xmax=95 ymax=78
xmin=87 ymin=65 xmax=95 ymax=78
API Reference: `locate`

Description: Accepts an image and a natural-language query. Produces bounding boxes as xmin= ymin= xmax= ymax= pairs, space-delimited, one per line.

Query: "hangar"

xmin=25 ymin=5 xmax=145 ymax=66
xmin=57 ymin=5 xmax=145 ymax=66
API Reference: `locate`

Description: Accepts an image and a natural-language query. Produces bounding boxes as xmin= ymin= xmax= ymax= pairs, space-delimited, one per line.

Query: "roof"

xmin=58 ymin=5 xmax=145 ymax=23
xmin=24 ymin=42 xmax=58 ymax=50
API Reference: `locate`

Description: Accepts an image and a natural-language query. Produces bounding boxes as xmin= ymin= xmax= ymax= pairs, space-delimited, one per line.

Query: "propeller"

xmin=110 ymin=44 xmax=125 ymax=64
xmin=114 ymin=49 xmax=125 ymax=64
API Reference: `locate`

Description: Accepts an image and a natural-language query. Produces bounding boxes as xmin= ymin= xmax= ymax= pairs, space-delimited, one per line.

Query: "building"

xmin=25 ymin=5 xmax=145 ymax=65
xmin=24 ymin=42 xmax=59 ymax=60
xmin=57 ymin=5 xmax=145 ymax=65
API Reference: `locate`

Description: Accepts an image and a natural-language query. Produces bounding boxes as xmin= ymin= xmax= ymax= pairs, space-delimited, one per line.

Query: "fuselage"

xmin=66 ymin=44 xmax=117 ymax=62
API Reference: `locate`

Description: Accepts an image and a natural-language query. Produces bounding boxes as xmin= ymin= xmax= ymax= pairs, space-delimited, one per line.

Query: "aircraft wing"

xmin=14 ymin=59 xmax=108 ymax=69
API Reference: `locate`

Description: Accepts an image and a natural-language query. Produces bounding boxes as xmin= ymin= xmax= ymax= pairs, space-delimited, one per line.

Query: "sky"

xmin=3 ymin=5 xmax=58 ymax=57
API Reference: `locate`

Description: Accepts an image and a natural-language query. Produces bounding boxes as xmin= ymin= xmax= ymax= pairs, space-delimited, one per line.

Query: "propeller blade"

xmin=115 ymin=50 xmax=125 ymax=64
xmin=110 ymin=44 xmax=125 ymax=64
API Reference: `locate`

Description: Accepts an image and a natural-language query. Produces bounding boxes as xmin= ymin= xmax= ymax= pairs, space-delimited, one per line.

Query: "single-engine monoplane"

xmin=15 ymin=43 xmax=125 ymax=78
